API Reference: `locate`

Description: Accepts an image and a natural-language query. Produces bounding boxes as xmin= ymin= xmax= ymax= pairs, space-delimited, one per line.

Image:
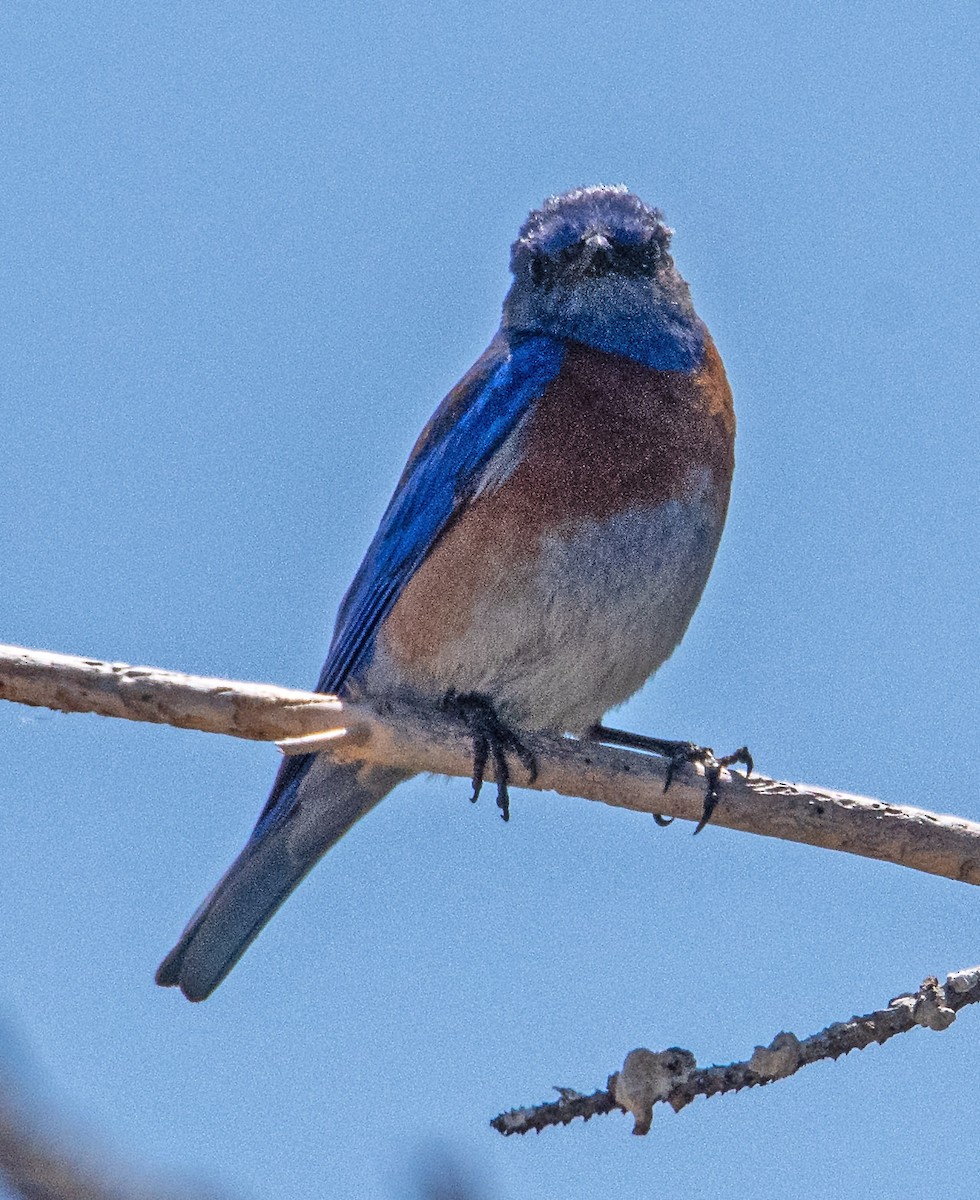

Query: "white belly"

xmin=365 ymin=494 xmax=724 ymax=734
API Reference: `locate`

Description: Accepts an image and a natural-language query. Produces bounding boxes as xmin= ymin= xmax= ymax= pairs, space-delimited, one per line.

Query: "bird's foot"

xmin=443 ymin=692 xmax=538 ymax=821
xmin=585 ymin=724 xmax=752 ymax=834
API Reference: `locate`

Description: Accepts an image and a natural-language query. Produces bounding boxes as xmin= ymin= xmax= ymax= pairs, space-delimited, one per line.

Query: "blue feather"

xmin=319 ymin=333 xmax=566 ymax=693
xmin=249 ymin=333 xmax=565 ymax=843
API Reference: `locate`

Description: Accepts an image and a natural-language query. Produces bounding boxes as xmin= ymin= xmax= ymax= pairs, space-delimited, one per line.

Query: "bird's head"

xmin=502 ymin=185 xmax=704 ymax=371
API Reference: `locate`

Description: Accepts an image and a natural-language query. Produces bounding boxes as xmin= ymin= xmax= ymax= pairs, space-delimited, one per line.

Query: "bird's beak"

xmin=579 ymin=233 xmax=613 ymax=272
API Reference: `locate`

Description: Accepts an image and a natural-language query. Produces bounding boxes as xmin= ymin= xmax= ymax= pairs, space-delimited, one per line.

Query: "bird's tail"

xmin=156 ymin=754 xmax=408 ymax=1001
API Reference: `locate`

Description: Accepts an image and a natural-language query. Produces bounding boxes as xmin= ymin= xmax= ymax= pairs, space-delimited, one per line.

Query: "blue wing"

xmin=251 ymin=331 xmax=566 ymax=839
xmin=319 ymin=332 xmax=566 ymax=693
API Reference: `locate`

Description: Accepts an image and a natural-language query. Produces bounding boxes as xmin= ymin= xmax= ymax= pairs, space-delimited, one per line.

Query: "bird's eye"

xmin=528 ymin=254 xmax=546 ymax=285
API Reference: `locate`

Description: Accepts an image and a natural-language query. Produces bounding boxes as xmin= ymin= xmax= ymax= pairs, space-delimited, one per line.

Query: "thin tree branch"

xmin=491 ymin=965 xmax=980 ymax=1136
xmin=0 ymin=644 xmax=350 ymax=742
xmin=2 ymin=644 xmax=980 ymax=887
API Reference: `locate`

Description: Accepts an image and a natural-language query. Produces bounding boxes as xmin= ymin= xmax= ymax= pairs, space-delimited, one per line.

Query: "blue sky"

xmin=1 ymin=2 xmax=978 ymax=1197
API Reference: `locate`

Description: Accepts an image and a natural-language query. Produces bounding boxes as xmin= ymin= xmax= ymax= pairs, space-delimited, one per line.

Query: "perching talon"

xmin=444 ymin=691 xmax=538 ymax=821
xmin=585 ymin=724 xmax=752 ymax=833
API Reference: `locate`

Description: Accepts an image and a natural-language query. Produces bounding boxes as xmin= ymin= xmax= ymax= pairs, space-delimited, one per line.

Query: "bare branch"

xmin=2 ymin=644 xmax=980 ymax=887
xmin=491 ymin=966 xmax=980 ymax=1136
xmin=0 ymin=644 xmax=350 ymax=742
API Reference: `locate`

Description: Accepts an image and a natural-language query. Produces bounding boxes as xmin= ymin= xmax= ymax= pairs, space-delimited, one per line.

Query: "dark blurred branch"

xmin=492 ymin=965 xmax=980 ymax=1135
xmin=0 ymin=1089 xmax=189 ymax=1200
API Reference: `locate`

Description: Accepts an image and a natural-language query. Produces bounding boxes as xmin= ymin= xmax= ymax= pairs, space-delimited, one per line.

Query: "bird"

xmin=156 ymin=184 xmax=738 ymax=1002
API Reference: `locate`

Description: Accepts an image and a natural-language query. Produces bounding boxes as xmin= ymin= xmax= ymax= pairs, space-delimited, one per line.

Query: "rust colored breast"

xmin=380 ymin=336 xmax=735 ymax=672
xmin=511 ymin=334 xmax=735 ymax=524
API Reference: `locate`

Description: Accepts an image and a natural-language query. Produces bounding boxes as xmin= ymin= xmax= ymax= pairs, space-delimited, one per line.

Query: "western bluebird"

xmin=157 ymin=185 xmax=738 ymax=1001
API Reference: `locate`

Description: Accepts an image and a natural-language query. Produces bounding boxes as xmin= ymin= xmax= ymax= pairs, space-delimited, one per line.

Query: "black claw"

xmin=586 ymin=724 xmax=753 ymax=835
xmin=444 ymin=691 xmax=535 ymax=822
xmin=694 ymin=763 xmax=722 ymax=835
xmin=652 ymin=812 xmax=674 ymax=827
xmin=470 ymin=733 xmax=489 ymax=804
xmin=665 ymin=743 xmax=709 ymax=795
xmin=718 ymin=745 xmax=753 ymax=778
xmin=489 ymin=736 xmax=511 ymax=821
